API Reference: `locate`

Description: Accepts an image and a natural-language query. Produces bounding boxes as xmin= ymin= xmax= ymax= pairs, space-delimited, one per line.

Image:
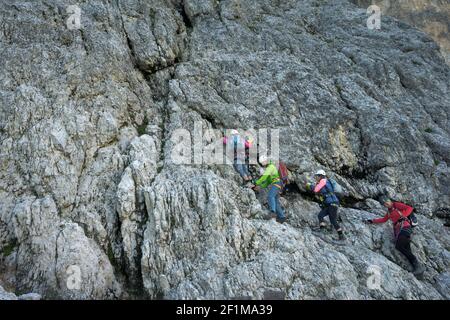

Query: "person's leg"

xmin=328 ymin=205 xmax=345 ymax=239
xmin=395 ymin=232 xmax=418 ymax=266
xmin=396 ymin=231 xmax=425 ymax=275
xmin=268 ymin=184 xmax=278 ymax=214
xmin=276 ymin=202 xmax=285 ymax=220
xmin=328 ymin=205 xmax=342 ymax=231
xmin=337 ymin=211 xmax=343 ymax=223
xmin=233 ymin=163 xmax=247 ymax=179
xmin=243 ymin=165 xmax=251 ymax=180
xmin=273 ymin=183 xmax=285 ymax=220
xmin=318 ymin=207 xmax=329 ymax=228
xmin=263 ymin=185 xmax=278 ymax=220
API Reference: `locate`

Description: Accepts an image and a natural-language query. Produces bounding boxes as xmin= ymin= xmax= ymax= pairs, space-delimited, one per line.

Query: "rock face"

xmin=0 ymin=284 xmax=41 ymax=300
xmin=0 ymin=0 xmax=449 ymax=299
xmin=351 ymin=0 xmax=450 ymax=65
xmin=0 ymin=284 xmax=18 ymax=300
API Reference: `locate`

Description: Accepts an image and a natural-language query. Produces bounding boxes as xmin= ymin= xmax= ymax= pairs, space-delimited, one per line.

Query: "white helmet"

xmin=230 ymin=129 xmax=239 ymax=135
xmin=259 ymin=155 xmax=269 ymax=164
xmin=315 ymin=169 xmax=326 ymax=176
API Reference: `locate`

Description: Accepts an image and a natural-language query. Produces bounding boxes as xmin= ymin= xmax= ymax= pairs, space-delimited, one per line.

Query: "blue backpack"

xmin=328 ymin=178 xmax=344 ymax=198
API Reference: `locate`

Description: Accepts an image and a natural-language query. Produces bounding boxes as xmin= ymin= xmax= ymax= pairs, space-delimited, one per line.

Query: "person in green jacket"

xmin=252 ymin=155 xmax=286 ymax=223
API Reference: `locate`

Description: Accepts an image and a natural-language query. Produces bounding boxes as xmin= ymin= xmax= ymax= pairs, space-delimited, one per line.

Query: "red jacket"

xmin=372 ymin=202 xmax=413 ymax=236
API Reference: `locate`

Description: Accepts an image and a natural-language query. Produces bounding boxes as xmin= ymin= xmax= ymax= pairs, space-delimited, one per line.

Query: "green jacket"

xmin=255 ymin=161 xmax=280 ymax=188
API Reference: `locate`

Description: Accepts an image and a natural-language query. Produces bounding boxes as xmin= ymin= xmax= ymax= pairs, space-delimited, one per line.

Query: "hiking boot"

xmin=312 ymin=225 xmax=327 ymax=233
xmin=264 ymin=212 xmax=277 ymax=220
xmin=412 ymin=261 xmax=425 ymax=276
xmin=338 ymin=232 xmax=346 ymax=241
xmin=243 ymin=182 xmax=254 ymax=188
xmin=276 ymin=216 xmax=286 ymax=224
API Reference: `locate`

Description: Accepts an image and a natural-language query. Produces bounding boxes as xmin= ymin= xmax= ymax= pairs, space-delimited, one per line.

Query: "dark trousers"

xmin=318 ymin=204 xmax=341 ymax=231
xmin=395 ymin=229 xmax=418 ymax=266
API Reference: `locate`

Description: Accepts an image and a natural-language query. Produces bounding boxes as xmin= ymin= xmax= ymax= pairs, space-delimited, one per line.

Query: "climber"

xmin=364 ymin=197 xmax=425 ymax=276
xmin=306 ymin=169 xmax=345 ymax=240
xmin=243 ymin=130 xmax=255 ymax=167
xmin=252 ymin=155 xmax=286 ymax=224
xmin=223 ymin=129 xmax=252 ymax=183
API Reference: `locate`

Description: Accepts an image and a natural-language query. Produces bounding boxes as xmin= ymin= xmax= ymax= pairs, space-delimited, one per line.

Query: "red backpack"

xmin=277 ymin=161 xmax=289 ymax=189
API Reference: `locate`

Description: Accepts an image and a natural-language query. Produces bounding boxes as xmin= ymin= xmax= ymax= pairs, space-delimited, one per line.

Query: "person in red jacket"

xmin=364 ymin=197 xmax=425 ymax=276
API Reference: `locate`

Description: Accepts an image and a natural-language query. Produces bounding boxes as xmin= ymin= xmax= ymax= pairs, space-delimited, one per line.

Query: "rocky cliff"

xmin=351 ymin=0 xmax=450 ymax=65
xmin=0 ymin=284 xmax=40 ymax=300
xmin=0 ymin=0 xmax=449 ymax=299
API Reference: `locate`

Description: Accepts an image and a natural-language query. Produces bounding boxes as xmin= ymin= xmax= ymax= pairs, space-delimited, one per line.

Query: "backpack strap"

xmin=391 ymin=207 xmax=412 ymax=238
xmin=319 ymin=180 xmax=336 ymax=205
xmin=324 ymin=179 xmax=335 ymax=196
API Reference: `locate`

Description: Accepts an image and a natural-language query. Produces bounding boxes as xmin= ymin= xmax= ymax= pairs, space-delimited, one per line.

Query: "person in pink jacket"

xmin=223 ymin=130 xmax=252 ymax=182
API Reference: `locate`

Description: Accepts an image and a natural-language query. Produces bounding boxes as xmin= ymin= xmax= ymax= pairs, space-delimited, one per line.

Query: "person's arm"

xmin=255 ymin=165 xmax=276 ymax=186
xmin=255 ymin=168 xmax=269 ymax=186
xmin=306 ymin=182 xmax=315 ymax=191
xmin=370 ymin=213 xmax=390 ymax=224
xmin=393 ymin=202 xmax=413 ymax=216
xmin=313 ymin=179 xmax=327 ymax=193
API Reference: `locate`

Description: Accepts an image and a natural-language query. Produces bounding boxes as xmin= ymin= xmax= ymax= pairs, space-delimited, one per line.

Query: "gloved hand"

xmin=363 ymin=219 xmax=373 ymax=224
xmin=305 ymin=183 xmax=312 ymax=191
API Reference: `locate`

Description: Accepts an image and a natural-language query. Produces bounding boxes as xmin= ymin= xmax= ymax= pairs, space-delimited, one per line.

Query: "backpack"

xmin=277 ymin=161 xmax=289 ymax=189
xmin=408 ymin=212 xmax=418 ymax=227
xmin=390 ymin=201 xmax=418 ymax=228
xmin=328 ymin=178 xmax=344 ymax=198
